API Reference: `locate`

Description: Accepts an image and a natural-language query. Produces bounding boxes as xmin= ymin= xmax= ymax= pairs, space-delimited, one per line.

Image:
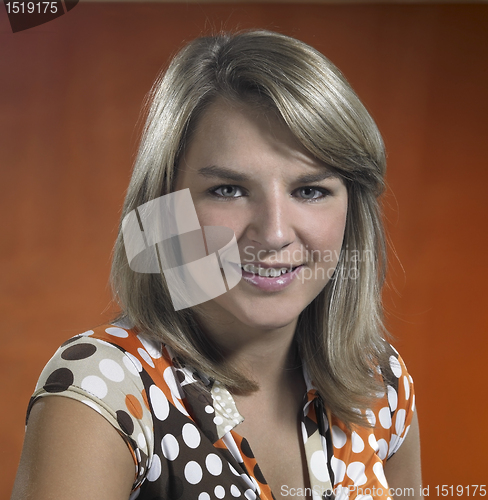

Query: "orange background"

xmin=1 ymin=3 xmax=487 ymax=496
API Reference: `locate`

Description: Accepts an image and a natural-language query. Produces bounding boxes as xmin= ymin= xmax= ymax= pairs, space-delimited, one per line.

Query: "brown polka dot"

xmin=240 ymin=437 xmax=254 ymax=458
xmin=61 ymin=337 xmax=79 ymax=348
xmin=61 ymin=343 xmax=97 ymax=360
xmin=126 ymin=394 xmax=143 ymax=419
xmin=43 ymin=368 xmax=74 ymax=393
xmin=116 ymin=410 xmax=134 ymax=435
xmin=253 ymin=463 xmax=267 ymax=484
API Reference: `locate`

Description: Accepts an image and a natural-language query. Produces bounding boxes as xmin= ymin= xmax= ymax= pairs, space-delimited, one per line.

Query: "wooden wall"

xmin=1 ymin=3 xmax=487 ymax=495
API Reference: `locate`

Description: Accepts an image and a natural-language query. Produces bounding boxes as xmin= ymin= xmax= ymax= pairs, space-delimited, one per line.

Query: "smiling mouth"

xmin=240 ymin=264 xmax=302 ymax=277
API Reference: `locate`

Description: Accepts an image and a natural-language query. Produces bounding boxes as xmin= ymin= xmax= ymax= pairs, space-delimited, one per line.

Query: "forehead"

xmin=181 ymin=98 xmax=333 ymax=179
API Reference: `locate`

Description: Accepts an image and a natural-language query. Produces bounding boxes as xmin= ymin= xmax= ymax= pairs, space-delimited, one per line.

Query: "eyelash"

xmin=208 ymin=185 xmax=331 ymax=202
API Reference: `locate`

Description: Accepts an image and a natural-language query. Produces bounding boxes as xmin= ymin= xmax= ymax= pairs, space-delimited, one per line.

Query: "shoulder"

xmin=327 ymin=345 xmax=417 ymax=494
xmin=29 ymin=322 xmax=185 ymax=490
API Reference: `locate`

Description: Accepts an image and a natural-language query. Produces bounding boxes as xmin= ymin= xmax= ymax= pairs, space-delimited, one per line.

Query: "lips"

xmin=238 ymin=263 xmax=304 ymax=292
xmin=240 ymin=264 xmax=300 ymax=278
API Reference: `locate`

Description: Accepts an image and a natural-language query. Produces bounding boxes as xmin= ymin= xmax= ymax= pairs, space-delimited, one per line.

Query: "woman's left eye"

xmin=294 ymin=187 xmax=330 ymax=200
xmin=210 ymin=185 xmax=244 ymax=198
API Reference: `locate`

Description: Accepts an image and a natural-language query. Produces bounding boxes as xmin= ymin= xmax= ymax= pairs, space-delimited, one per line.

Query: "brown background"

xmin=1 ymin=2 xmax=487 ymax=496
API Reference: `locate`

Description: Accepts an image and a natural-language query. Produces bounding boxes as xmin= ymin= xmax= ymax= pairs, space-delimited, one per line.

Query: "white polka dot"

xmin=198 ymin=493 xmax=210 ymax=500
xmin=205 ymin=453 xmax=223 ymax=476
xmin=387 ymin=385 xmax=398 ymax=412
xmin=351 ymin=431 xmax=364 ymax=453
xmin=395 ymin=409 xmax=406 ymax=436
xmin=231 ymin=484 xmax=241 ymax=497
xmin=224 ymin=425 xmax=233 ymax=433
xmin=182 ymin=423 xmax=201 ymax=449
xmin=346 ymin=461 xmax=367 ymax=486
xmin=365 ymin=409 xmax=376 ymax=426
xmin=334 ymin=486 xmax=349 ymax=500
xmin=184 ymin=461 xmax=203 ymax=485
xmin=137 ymin=433 xmax=146 ymax=449
xmin=162 ymin=433 xmax=179 ymax=461
xmin=123 ymin=352 xmax=142 ymax=374
xmin=377 ymin=438 xmax=388 ymax=460
xmin=368 ymin=433 xmax=379 ymax=452
xmin=105 ymin=327 xmax=129 ymax=338
xmin=403 ymin=375 xmax=410 ymax=400
xmin=214 ymin=485 xmax=225 ymax=499
xmin=332 ymin=425 xmax=347 ymax=448
xmin=389 ymin=356 xmax=402 ymax=378
xmin=330 ymin=456 xmax=346 ymax=483
xmin=310 ymin=450 xmax=329 ymax=482
xmin=378 ymin=407 xmax=392 ymax=429
xmin=149 ymin=385 xmax=169 ymax=421
xmin=81 ymin=375 xmax=107 ymax=399
xmin=244 ymin=489 xmax=256 ymax=500
xmin=147 ymin=454 xmax=161 ymax=482
xmin=172 ymin=392 xmax=189 ymax=416
xmin=137 ymin=348 xmax=155 ymax=368
xmin=215 ymin=395 xmax=221 ymax=400
xmin=389 ymin=433 xmax=403 ymax=457
xmin=137 ymin=335 xmax=162 ymax=359
xmin=80 ymin=330 xmax=94 ymax=337
xmin=81 ymin=400 xmax=102 ymax=414
xmin=205 ymin=405 xmax=214 ymax=414
xmin=214 ymin=416 xmax=224 ymax=426
xmin=411 ymin=393 xmax=416 ymax=412
xmin=373 ymin=462 xmax=388 ymax=488
xmin=99 ymin=359 xmax=125 ymax=382
xmin=164 ymin=366 xmax=182 ymax=397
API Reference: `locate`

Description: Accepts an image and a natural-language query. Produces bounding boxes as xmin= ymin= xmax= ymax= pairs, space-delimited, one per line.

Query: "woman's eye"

xmin=211 ymin=185 xmax=244 ymax=198
xmin=295 ymin=187 xmax=329 ymax=200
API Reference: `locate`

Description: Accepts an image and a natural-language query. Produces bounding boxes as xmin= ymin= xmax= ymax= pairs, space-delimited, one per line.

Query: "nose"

xmin=245 ymin=190 xmax=296 ymax=252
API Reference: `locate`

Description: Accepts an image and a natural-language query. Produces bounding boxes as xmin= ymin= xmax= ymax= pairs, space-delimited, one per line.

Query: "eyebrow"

xmin=198 ymin=165 xmax=249 ymax=182
xmin=197 ymin=165 xmax=337 ymax=184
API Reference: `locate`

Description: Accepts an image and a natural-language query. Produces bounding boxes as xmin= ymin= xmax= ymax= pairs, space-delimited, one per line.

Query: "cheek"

xmin=195 ymin=204 xmax=247 ymax=236
xmin=311 ymin=209 xmax=348 ymax=254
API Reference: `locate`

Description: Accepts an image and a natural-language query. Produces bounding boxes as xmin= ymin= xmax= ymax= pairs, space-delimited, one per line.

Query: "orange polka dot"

xmin=142 ymin=389 xmax=150 ymax=411
xmin=125 ymin=394 xmax=143 ymax=419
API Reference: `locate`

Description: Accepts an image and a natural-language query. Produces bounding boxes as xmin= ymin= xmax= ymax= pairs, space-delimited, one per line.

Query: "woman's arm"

xmin=11 ymin=396 xmax=135 ymax=500
xmin=383 ymin=410 xmax=423 ymax=500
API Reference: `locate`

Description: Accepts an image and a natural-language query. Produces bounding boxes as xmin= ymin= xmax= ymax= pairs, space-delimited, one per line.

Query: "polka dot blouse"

xmin=28 ymin=324 xmax=415 ymax=500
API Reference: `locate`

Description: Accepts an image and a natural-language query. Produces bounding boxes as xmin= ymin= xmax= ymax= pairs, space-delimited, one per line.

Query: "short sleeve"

xmin=27 ymin=333 xmax=154 ymax=490
xmin=374 ymin=345 xmax=416 ymax=460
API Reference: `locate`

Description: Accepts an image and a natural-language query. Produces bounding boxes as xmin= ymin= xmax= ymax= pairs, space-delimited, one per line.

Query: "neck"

xmin=196 ymin=311 xmax=301 ymax=393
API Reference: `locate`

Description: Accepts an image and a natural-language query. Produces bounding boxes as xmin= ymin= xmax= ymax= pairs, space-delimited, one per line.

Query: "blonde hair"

xmin=111 ymin=30 xmax=389 ymax=426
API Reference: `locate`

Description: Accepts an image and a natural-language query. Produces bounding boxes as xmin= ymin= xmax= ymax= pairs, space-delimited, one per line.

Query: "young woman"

xmin=11 ymin=30 xmax=422 ymax=500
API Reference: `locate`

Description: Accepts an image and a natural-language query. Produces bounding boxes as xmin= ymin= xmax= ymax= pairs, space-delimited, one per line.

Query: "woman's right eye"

xmin=210 ymin=185 xmax=245 ymax=198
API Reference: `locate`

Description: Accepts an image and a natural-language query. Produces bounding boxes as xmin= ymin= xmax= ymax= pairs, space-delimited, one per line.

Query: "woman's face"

xmin=175 ymin=99 xmax=348 ymax=333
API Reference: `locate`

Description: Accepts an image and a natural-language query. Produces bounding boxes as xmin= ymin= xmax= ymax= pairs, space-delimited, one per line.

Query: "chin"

xmin=237 ymin=312 xmax=299 ymax=331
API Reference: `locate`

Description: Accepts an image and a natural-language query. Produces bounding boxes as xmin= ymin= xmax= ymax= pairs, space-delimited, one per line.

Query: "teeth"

xmin=242 ymin=264 xmax=290 ymax=277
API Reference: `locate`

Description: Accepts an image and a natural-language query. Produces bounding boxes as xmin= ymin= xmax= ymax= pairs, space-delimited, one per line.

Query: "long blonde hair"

xmin=111 ymin=30 xmax=389 ymax=426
